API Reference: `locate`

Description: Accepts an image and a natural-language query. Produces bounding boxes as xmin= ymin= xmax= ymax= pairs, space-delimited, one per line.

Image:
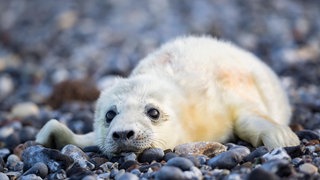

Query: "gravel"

xmin=0 ymin=0 xmax=319 ymax=179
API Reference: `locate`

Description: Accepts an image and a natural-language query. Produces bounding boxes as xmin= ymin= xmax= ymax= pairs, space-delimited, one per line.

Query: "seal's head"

xmin=94 ymin=75 xmax=184 ymax=157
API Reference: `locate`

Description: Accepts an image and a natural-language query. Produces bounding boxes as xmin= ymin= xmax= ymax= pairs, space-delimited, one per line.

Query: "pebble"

xmin=0 ymin=173 xmax=9 ymax=180
xmin=0 ymin=74 xmax=14 ymax=101
xmin=155 ymin=166 xmax=185 ymax=180
xmin=19 ymin=174 xmax=42 ymax=180
xmin=116 ymin=172 xmax=139 ymax=180
xmin=138 ymin=148 xmax=164 ymax=163
xmin=61 ymin=144 xmax=94 ymax=170
xmin=262 ymin=148 xmax=291 ymax=161
xmin=6 ymin=154 xmax=23 ymax=171
xmin=10 ymin=102 xmax=40 ymax=119
xmin=247 ymin=168 xmax=280 ymax=180
xmin=22 ymin=145 xmax=73 ymax=172
xmin=0 ymin=148 xmax=10 ymax=158
xmin=23 ymin=162 xmax=48 ymax=178
xmin=261 ymin=159 xmax=293 ymax=177
xmin=299 ymin=163 xmax=318 ymax=175
xmin=166 ymin=157 xmax=194 ymax=171
xmin=174 ymin=141 xmax=226 ymax=157
xmin=296 ymin=130 xmax=320 ymax=141
xmin=163 ymin=152 xmax=179 ymax=162
xmin=244 ymin=146 xmax=269 ymax=162
xmin=284 ymin=145 xmax=305 ymax=158
xmin=208 ymin=145 xmax=250 ymax=170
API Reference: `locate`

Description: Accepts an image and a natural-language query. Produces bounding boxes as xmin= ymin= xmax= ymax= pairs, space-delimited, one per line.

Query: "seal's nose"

xmin=112 ymin=130 xmax=135 ymax=141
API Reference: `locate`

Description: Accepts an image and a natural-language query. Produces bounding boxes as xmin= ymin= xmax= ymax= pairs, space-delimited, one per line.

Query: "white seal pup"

xmin=36 ymin=36 xmax=300 ymax=156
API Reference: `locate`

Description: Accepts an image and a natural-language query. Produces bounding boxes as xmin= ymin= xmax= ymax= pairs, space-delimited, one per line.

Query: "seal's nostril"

xmin=112 ymin=132 xmax=120 ymax=140
xmin=112 ymin=130 xmax=135 ymax=141
xmin=127 ymin=130 xmax=135 ymax=139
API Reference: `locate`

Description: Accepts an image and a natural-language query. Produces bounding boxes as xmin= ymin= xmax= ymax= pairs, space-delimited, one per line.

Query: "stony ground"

xmin=0 ymin=0 xmax=319 ymax=179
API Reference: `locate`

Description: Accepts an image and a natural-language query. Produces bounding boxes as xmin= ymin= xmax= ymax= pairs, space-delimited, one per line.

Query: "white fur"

xmin=36 ymin=36 xmax=300 ymax=156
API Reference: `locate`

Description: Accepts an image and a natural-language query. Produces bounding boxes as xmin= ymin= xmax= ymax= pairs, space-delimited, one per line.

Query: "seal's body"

xmin=36 ymin=36 xmax=300 ymax=156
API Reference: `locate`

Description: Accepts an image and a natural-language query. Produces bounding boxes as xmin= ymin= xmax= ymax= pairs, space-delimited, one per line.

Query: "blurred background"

xmin=0 ymin=0 xmax=319 ymax=133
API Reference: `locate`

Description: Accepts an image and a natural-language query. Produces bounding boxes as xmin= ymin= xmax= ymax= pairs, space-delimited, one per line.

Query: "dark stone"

xmin=155 ymin=166 xmax=185 ymax=180
xmin=296 ymin=130 xmax=320 ymax=141
xmin=244 ymin=146 xmax=269 ymax=162
xmin=208 ymin=150 xmax=243 ymax=169
xmin=284 ymin=145 xmax=306 ymax=158
xmin=5 ymin=133 xmax=20 ymax=150
xmin=139 ymin=162 xmax=162 ymax=173
xmin=19 ymin=126 xmax=38 ymax=143
xmin=138 ymin=148 xmax=164 ymax=163
xmin=181 ymin=155 xmax=201 ymax=167
xmin=83 ymin=146 xmax=101 ymax=153
xmin=166 ymin=157 xmax=194 ymax=171
xmin=23 ymin=162 xmax=48 ymax=178
xmin=119 ymin=160 xmax=139 ymax=170
xmin=67 ymin=163 xmax=94 ymax=180
xmin=164 ymin=152 xmax=179 ymax=162
xmin=247 ymin=168 xmax=280 ymax=180
xmin=261 ymin=159 xmax=294 ymax=178
xmin=22 ymin=145 xmax=73 ymax=172
xmin=89 ymin=157 xmax=108 ymax=169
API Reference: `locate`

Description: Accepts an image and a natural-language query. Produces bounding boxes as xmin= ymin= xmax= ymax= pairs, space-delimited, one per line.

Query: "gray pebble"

xmin=0 ymin=148 xmax=10 ymax=159
xmin=247 ymin=168 xmax=280 ymax=180
xmin=208 ymin=150 xmax=239 ymax=169
xmin=19 ymin=174 xmax=42 ymax=180
xmin=114 ymin=169 xmax=125 ymax=179
xmin=244 ymin=146 xmax=269 ymax=162
xmin=22 ymin=145 xmax=73 ymax=172
xmin=0 ymin=172 xmax=9 ymax=180
xmin=123 ymin=152 xmax=137 ymax=161
xmin=261 ymin=159 xmax=293 ymax=177
xmin=61 ymin=144 xmax=94 ymax=170
xmin=155 ymin=166 xmax=185 ymax=180
xmin=296 ymin=130 xmax=320 ymax=141
xmin=23 ymin=162 xmax=48 ymax=178
xmin=163 ymin=152 xmax=179 ymax=162
xmin=6 ymin=154 xmax=23 ymax=171
xmin=166 ymin=157 xmax=194 ymax=171
xmin=116 ymin=172 xmax=139 ymax=180
xmin=262 ymin=148 xmax=291 ymax=161
xmin=47 ymin=169 xmax=67 ymax=180
xmin=138 ymin=148 xmax=164 ymax=163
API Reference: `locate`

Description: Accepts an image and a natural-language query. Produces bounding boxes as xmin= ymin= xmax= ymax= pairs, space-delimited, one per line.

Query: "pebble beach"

xmin=0 ymin=0 xmax=320 ymax=179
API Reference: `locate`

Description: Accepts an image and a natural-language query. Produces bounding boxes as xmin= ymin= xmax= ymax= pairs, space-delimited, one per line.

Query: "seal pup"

xmin=36 ymin=36 xmax=300 ymax=157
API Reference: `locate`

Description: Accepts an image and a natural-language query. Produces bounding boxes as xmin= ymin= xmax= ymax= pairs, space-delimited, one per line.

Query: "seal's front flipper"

xmin=234 ymin=115 xmax=300 ymax=149
xmin=35 ymin=119 xmax=96 ymax=149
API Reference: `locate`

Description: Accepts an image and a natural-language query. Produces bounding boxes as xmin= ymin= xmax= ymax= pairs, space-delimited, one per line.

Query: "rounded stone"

xmin=164 ymin=152 xmax=179 ymax=162
xmin=208 ymin=150 xmax=242 ymax=170
xmin=299 ymin=163 xmax=318 ymax=175
xmin=262 ymin=148 xmax=291 ymax=161
xmin=155 ymin=166 xmax=185 ymax=180
xmin=296 ymin=130 xmax=320 ymax=141
xmin=19 ymin=174 xmax=42 ymax=180
xmin=61 ymin=144 xmax=94 ymax=170
xmin=116 ymin=172 xmax=139 ymax=180
xmin=166 ymin=157 xmax=194 ymax=171
xmin=23 ymin=162 xmax=48 ymax=178
xmin=247 ymin=168 xmax=280 ymax=180
xmin=261 ymin=159 xmax=293 ymax=177
xmin=244 ymin=146 xmax=269 ymax=162
xmin=10 ymin=102 xmax=40 ymax=119
xmin=6 ymin=154 xmax=23 ymax=171
xmin=0 ymin=172 xmax=9 ymax=180
xmin=138 ymin=148 xmax=164 ymax=163
xmin=174 ymin=141 xmax=226 ymax=157
xmin=284 ymin=145 xmax=305 ymax=158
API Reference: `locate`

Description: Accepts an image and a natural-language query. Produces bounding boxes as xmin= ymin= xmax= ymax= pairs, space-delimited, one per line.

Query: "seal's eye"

xmin=147 ymin=108 xmax=160 ymax=120
xmin=105 ymin=110 xmax=117 ymax=123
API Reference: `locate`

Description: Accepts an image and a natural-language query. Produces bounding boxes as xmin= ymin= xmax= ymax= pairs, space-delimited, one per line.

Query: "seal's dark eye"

xmin=105 ymin=110 xmax=117 ymax=123
xmin=147 ymin=108 xmax=160 ymax=120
